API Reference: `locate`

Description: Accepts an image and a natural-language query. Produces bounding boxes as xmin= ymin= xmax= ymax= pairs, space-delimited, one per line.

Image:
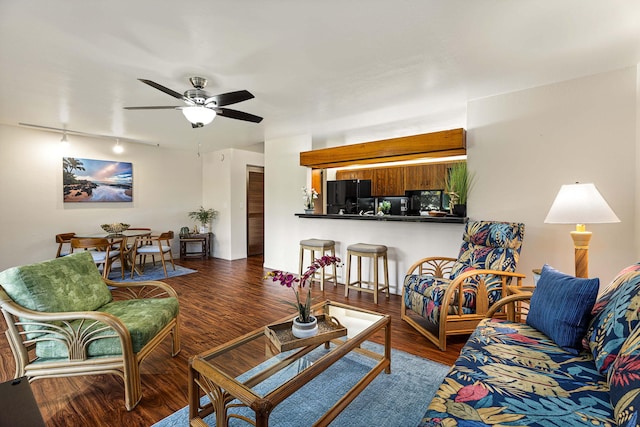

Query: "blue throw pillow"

xmin=526 ymin=264 xmax=599 ymax=354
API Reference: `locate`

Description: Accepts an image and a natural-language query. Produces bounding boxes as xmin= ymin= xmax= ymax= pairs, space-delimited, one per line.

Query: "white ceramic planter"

xmin=291 ymin=315 xmax=318 ymax=338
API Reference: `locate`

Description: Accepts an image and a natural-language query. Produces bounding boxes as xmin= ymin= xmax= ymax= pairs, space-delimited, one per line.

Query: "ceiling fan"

xmin=124 ymin=77 xmax=263 ymax=128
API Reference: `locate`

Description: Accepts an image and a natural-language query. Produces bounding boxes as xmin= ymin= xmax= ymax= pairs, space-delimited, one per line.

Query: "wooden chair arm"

xmin=0 ymin=287 xmax=133 ymax=359
xmin=438 ymin=269 xmax=526 ymax=327
xmin=0 ymin=288 xmax=127 ymax=331
xmin=486 ymin=293 xmax=533 ymax=320
xmin=103 ymin=278 xmax=179 ymax=300
xmin=405 ymin=256 xmax=457 ymax=278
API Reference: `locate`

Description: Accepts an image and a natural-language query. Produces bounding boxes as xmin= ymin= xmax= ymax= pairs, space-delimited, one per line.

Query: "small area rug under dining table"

xmin=109 ymin=264 xmax=196 ymax=282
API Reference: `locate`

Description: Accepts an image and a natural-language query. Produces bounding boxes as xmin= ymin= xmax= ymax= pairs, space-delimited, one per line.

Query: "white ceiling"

xmin=1 ymin=1 xmax=639 ymax=153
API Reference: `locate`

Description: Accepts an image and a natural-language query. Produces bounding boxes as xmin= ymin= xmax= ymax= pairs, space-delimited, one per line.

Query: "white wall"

xmin=264 ymin=134 xmax=312 ymax=270
xmin=202 ymin=148 xmax=264 ymax=260
xmin=264 ymin=66 xmax=639 ymax=292
xmin=0 ymin=124 xmax=202 ymax=270
xmin=636 ymin=66 xmax=640 ymax=261
xmin=468 ymin=66 xmax=637 ymax=284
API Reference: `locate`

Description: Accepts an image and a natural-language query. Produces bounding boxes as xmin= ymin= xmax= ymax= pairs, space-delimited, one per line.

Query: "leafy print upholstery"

xmin=585 ymin=263 xmax=640 ymax=374
xmin=34 ymin=297 xmax=179 ymax=358
xmin=403 ymin=221 xmax=524 ymax=322
xmin=420 ymin=318 xmax=614 ymax=426
xmin=0 ymin=251 xmax=112 ymax=312
xmin=609 ymin=323 xmax=640 ymax=427
xmin=0 ymin=251 xmax=179 ymax=359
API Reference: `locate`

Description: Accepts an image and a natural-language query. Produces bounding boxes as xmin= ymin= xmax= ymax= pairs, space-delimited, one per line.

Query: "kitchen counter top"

xmin=295 ymin=213 xmax=467 ymax=223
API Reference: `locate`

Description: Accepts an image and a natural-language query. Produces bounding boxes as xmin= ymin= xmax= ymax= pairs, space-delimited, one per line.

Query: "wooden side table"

xmin=179 ymin=232 xmax=212 ymax=260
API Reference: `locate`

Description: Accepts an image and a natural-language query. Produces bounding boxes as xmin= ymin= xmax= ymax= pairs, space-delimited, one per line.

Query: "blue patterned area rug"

xmin=108 ymin=263 xmax=196 ymax=282
xmin=152 ymin=342 xmax=450 ymax=427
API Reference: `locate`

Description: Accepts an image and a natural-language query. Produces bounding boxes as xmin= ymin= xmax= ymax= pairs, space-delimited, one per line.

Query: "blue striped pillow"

xmin=526 ymin=264 xmax=599 ymax=354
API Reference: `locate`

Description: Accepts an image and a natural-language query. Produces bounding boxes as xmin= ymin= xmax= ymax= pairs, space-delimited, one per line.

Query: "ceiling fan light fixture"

xmin=182 ymin=106 xmax=216 ymax=126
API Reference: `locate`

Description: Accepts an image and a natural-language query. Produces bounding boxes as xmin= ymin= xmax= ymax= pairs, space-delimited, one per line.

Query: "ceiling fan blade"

xmin=138 ymin=79 xmax=193 ymax=103
xmin=216 ymin=107 xmax=263 ymax=123
xmin=206 ymin=90 xmax=255 ymax=107
xmin=124 ymin=106 xmax=181 ymax=110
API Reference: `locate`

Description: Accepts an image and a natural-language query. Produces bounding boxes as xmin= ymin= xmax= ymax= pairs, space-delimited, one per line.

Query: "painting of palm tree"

xmin=63 ymin=157 xmax=133 ymax=202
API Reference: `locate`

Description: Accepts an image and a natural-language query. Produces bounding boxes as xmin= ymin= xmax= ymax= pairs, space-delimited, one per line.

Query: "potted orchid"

xmin=265 ymin=255 xmax=341 ymax=338
xmin=302 ymin=186 xmax=318 ymax=213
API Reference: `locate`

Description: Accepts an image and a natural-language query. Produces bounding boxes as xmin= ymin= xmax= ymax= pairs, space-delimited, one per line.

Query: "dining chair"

xmin=130 ymin=231 xmax=176 ymax=278
xmin=55 ymin=232 xmax=75 ymax=258
xmin=123 ymin=227 xmax=153 ymax=262
xmin=70 ymin=237 xmax=124 ymax=279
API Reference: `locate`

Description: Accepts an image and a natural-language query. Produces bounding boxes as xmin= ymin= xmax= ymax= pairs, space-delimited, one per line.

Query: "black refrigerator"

xmin=326 ymin=180 xmax=372 ymax=214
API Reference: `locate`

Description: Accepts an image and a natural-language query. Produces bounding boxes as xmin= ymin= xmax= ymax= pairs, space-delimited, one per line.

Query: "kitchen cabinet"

xmin=335 ymin=162 xmax=461 ymax=197
xmin=335 ymin=169 xmax=373 ymax=181
xmin=372 ymin=167 xmax=405 ymax=196
xmin=404 ymin=163 xmax=451 ymax=191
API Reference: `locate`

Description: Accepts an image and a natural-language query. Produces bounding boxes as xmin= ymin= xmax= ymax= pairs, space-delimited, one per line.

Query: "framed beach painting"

xmin=63 ymin=157 xmax=133 ymax=202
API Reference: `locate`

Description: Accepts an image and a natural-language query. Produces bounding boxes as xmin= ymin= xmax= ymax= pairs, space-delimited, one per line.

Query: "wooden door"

xmin=246 ymin=166 xmax=264 ymax=256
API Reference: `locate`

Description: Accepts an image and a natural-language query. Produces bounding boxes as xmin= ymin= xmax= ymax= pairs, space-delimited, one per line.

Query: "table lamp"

xmin=544 ymin=182 xmax=619 ymax=278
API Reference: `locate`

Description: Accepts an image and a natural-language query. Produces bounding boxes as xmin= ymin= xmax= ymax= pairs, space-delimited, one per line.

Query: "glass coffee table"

xmin=188 ymin=300 xmax=391 ymax=427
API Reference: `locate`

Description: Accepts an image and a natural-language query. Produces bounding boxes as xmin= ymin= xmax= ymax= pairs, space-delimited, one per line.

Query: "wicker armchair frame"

xmin=0 ymin=278 xmax=181 ymax=411
xmin=401 ymin=256 xmax=525 ymax=351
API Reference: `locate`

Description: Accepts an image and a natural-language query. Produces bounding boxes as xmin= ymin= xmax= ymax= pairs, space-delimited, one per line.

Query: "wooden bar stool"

xmin=299 ymin=239 xmax=337 ymax=291
xmin=345 ymin=243 xmax=389 ymax=304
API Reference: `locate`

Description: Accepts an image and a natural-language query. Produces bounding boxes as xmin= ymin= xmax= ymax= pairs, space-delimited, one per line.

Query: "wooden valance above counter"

xmin=295 ymin=213 xmax=467 ymax=223
xmin=299 ymin=128 xmax=466 ymax=169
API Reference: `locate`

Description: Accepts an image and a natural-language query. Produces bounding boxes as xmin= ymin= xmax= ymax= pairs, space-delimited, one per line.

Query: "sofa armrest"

xmin=405 ymin=256 xmax=457 ymax=279
xmin=103 ymin=278 xmax=178 ymax=300
xmin=486 ymin=292 xmax=533 ymax=321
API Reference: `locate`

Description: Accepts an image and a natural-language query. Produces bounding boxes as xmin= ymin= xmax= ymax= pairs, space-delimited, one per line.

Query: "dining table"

xmin=73 ymin=229 xmax=153 ymax=275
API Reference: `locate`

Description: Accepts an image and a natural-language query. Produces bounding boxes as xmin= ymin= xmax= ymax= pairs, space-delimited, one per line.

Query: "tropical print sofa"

xmin=420 ymin=262 xmax=640 ymax=427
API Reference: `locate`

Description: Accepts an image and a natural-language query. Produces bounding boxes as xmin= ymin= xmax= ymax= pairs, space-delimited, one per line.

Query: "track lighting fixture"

xmin=113 ymin=139 xmax=124 ymax=154
xmin=60 ymin=129 xmax=69 ymax=148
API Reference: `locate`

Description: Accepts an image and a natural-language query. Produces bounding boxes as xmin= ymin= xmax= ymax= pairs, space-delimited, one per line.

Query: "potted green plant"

xmin=444 ymin=162 xmax=475 ymax=217
xmin=188 ymin=206 xmax=218 ymax=233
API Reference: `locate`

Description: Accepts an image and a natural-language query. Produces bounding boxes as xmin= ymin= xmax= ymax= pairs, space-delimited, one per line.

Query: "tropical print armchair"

xmin=401 ymin=220 xmax=525 ymax=350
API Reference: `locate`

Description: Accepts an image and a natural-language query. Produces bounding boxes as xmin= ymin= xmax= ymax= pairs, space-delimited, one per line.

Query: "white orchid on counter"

xmin=302 ymin=186 xmax=318 ymax=210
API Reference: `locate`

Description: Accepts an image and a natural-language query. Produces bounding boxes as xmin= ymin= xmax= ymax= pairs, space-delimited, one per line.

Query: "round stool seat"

xmin=347 ymin=243 xmax=387 ymax=254
xmin=300 ymin=238 xmax=335 ymax=249
xmin=345 ymin=243 xmax=389 ymax=304
xmin=299 ymin=239 xmax=337 ymax=291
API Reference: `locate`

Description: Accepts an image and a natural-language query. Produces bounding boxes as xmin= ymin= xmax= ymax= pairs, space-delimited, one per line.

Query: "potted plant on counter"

xmin=302 ymin=186 xmax=318 ymax=214
xmin=188 ymin=206 xmax=218 ymax=233
xmin=444 ymin=162 xmax=475 ymax=217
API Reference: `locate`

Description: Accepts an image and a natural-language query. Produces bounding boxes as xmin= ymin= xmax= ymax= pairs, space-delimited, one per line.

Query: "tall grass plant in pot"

xmin=444 ymin=162 xmax=475 ymax=217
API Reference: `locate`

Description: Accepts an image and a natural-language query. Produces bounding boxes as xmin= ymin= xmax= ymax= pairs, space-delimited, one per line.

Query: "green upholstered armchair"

xmin=0 ymin=251 xmax=181 ymax=411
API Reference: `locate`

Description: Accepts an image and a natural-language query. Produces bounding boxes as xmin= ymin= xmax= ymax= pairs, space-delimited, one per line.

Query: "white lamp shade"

xmin=182 ymin=106 xmax=216 ymax=125
xmin=544 ymin=183 xmax=620 ymax=224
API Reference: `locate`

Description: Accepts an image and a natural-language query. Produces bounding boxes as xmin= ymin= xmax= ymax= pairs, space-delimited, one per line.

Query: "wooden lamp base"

xmin=570 ymin=228 xmax=592 ymax=278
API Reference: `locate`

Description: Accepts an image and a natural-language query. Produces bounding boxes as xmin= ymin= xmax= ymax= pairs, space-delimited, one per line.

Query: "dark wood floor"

xmin=0 ymin=255 xmax=466 ymax=426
